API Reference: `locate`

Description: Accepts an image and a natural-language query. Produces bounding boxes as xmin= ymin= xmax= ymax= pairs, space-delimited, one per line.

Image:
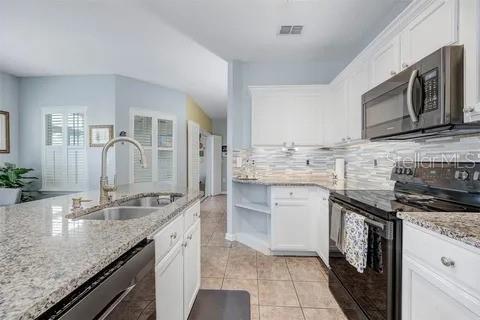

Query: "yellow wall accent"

xmin=186 ymin=96 xmax=212 ymax=132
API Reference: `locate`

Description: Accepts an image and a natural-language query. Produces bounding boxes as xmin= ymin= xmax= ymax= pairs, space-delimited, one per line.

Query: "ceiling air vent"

xmin=279 ymin=25 xmax=303 ymax=35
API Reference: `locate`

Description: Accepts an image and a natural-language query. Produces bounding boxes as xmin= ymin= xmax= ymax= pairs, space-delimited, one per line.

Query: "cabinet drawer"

xmin=154 ymin=215 xmax=184 ymax=264
xmin=403 ymin=222 xmax=480 ymax=298
xmin=272 ymin=187 xmax=309 ymax=200
xmin=184 ymin=201 xmax=200 ymax=230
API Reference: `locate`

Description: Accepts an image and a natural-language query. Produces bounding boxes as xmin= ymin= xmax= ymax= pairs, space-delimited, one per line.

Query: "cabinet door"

xmin=156 ymin=243 xmax=184 ymax=320
xmin=251 ymin=93 xmax=289 ymax=146
xmin=316 ymin=193 xmax=330 ymax=266
xmin=346 ymin=65 xmax=369 ymax=140
xmin=271 ymin=200 xmax=311 ymax=251
xmin=400 ymin=0 xmax=458 ymax=70
xmin=371 ymin=35 xmax=401 ymax=87
xmin=324 ymin=80 xmax=347 ymax=145
xmin=183 ymin=220 xmax=201 ymax=319
xmin=402 ymin=255 xmax=480 ymax=320
xmin=288 ymin=94 xmax=323 ymax=146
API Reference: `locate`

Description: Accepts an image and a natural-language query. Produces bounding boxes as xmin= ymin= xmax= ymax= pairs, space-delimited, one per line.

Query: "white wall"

xmin=18 ymin=75 xmax=116 ymax=190
xmin=212 ymin=118 xmax=227 ymax=192
xmin=114 ymin=75 xmax=188 ymax=191
xmin=0 ymin=72 xmax=19 ymax=166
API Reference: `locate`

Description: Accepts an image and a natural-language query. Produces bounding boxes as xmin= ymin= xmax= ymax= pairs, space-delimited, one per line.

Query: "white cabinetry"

xmin=370 ymin=35 xmax=401 ymax=87
xmin=324 ymin=80 xmax=347 ymax=145
xmin=154 ymin=200 xmax=201 ymax=320
xmin=402 ymin=222 xmax=480 ymax=320
xmin=400 ymin=0 xmax=459 ymax=71
xmin=183 ymin=219 xmax=201 ymax=319
xmin=155 ymin=241 xmax=184 ymax=320
xmin=250 ymin=86 xmax=328 ymax=147
xmin=315 ymin=189 xmax=330 ymax=265
xmin=271 ymin=198 xmax=311 ymax=251
xmin=345 ymin=64 xmax=369 ymax=140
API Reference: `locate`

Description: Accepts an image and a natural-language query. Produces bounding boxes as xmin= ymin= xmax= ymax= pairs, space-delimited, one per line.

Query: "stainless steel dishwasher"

xmin=37 ymin=239 xmax=155 ymax=320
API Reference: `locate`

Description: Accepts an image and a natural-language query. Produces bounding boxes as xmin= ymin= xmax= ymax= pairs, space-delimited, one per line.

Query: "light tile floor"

xmin=200 ymin=195 xmax=348 ymax=320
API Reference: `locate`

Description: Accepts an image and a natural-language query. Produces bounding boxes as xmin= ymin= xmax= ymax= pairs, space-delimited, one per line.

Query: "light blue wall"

xmin=18 ymin=75 xmax=116 ymax=190
xmin=229 ymin=60 xmax=340 ymax=148
xmin=0 ymin=72 xmax=19 ymax=166
xmin=114 ymin=75 xmax=188 ymax=191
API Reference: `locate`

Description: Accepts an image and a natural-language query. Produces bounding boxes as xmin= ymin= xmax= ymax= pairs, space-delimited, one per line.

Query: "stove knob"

xmin=455 ymin=170 xmax=469 ymax=181
xmin=396 ymin=167 xmax=403 ymax=174
xmin=405 ymin=168 xmax=413 ymax=175
xmin=473 ymin=171 xmax=480 ymax=181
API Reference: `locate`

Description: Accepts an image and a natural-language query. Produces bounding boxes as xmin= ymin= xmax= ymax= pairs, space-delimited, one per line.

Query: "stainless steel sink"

xmin=78 ymin=207 xmax=158 ymax=221
xmin=119 ymin=194 xmax=183 ymax=207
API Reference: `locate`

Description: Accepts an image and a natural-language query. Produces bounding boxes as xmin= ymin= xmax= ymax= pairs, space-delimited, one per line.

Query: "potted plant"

xmin=0 ymin=163 xmax=37 ymax=205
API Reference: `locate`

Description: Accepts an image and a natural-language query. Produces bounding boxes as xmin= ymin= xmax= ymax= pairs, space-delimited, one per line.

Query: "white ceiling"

xmin=145 ymin=0 xmax=411 ymax=63
xmin=0 ymin=0 xmax=228 ymax=118
xmin=0 ymin=0 xmax=412 ymax=119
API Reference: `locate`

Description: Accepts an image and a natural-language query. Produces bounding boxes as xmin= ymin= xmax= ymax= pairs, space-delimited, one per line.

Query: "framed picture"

xmin=0 ymin=111 xmax=10 ymax=153
xmin=89 ymin=125 xmax=113 ymax=147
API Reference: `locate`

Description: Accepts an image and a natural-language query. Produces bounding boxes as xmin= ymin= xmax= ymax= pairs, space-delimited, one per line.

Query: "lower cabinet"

xmin=270 ymin=187 xmax=329 ymax=265
xmin=402 ymin=222 xmax=480 ymax=320
xmin=154 ymin=201 xmax=201 ymax=320
xmin=183 ymin=219 xmax=201 ymax=319
xmin=271 ymin=199 xmax=311 ymax=251
xmin=155 ymin=242 xmax=184 ymax=320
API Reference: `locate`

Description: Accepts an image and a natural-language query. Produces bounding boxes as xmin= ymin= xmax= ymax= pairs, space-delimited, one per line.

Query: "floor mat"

xmin=188 ymin=289 xmax=250 ymax=320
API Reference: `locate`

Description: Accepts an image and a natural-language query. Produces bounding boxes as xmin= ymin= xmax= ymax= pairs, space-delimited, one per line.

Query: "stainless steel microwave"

xmin=362 ymin=45 xmax=480 ymax=140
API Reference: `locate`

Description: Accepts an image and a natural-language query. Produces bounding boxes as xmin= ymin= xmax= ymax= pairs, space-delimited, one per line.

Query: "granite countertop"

xmin=398 ymin=211 xmax=480 ymax=250
xmin=232 ymin=175 xmax=382 ymax=191
xmin=0 ymin=183 xmax=202 ymax=320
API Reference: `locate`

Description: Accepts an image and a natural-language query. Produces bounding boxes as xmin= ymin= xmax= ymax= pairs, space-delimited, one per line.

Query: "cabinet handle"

xmin=464 ymin=106 xmax=475 ymax=113
xmin=322 ymin=197 xmax=327 ymax=201
xmin=275 ymin=202 xmax=278 ymax=206
xmin=402 ymin=62 xmax=409 ymax=69
xmin=440 ymin=256 xmax=455 ymax=267
xmin=187 ymin=235 xmax=193 ymax=240
xmin=183 ymin=242 xmax=188 ymax=248
xmin=170 ymin=232 xmax=177 ymax=240
xmin=390 ymin=70 xmax=397 ymax=76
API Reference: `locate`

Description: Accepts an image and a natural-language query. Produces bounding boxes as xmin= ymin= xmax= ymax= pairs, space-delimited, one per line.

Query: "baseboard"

xmin=224 ymin=233 xmax=236 ymax=241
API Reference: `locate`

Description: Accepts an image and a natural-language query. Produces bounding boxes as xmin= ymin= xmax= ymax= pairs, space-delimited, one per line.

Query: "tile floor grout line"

xmin=286 ymin=258 xmax=307 ymax=320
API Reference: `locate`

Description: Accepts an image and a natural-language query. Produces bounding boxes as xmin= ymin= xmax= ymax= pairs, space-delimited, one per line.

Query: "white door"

xmin=183 ymin=220 xmax=201 ymax=319
xmin=346 ymin=64 xmax=369 ymax=140
xmin=402 ymin=255 xmax=480 ymax=320
xmin=155 ymin=242 xmax=184 ymax=320
xmin=187 ymin=121 xmax=200 ymax=193
xmin=400 ymin=0 xmax=458 ymax=70
xmin=271 ymin=200 xmax=311 ymax=251
xmin=370 ymin=35 xmax=401 ymax=87
xmin=206 ymin=135 xmax=222 ymax=196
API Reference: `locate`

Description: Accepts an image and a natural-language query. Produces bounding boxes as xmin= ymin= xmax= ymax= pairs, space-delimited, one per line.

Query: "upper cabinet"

xmin=400 ymin=0 xmax=459 ymax=71
xmin=345 ymin=64 xmax=369 ymax=140
xmin=370 ymin=35 xmax=401 ymax=87
xmin=250 ymin=86 xmax=328 ymax=147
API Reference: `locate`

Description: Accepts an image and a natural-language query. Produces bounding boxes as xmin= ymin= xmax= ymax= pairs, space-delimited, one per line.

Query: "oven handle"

xmin=407 ymin=69 xmax=419 ymax=123
xmin=96 ymin=283 xmax=137 ymax=320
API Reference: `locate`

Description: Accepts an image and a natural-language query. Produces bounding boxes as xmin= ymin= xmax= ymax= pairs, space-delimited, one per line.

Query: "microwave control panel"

xmin=422 ymin=68 xmax=439 ymax=112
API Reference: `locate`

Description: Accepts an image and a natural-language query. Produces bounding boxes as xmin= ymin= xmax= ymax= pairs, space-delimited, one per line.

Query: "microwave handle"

xmin=407 ymin=69 xmax=419 ymax=123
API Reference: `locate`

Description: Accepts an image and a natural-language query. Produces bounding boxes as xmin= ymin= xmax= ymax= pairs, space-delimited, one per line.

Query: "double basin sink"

xmin=78 ymin=193 xmax=183 ymax=221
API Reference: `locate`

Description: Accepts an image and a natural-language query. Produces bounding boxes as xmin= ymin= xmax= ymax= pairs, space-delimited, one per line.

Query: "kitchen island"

xmin=0 ymin=183 xmax=202 ymax=320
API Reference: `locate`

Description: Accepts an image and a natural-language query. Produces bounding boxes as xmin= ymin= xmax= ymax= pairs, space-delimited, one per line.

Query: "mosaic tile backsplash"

xmin=234 ymin=134 xmax=480 ymax=190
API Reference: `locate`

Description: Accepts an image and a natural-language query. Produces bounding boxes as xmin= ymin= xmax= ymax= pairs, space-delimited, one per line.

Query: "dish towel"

xmin=330 ymin=203 xmax=343 ymax=246
xmin=367 ymin=227 xmax=384 ymax=273
xmin=344 ymin=211 xmax=369 ymax=273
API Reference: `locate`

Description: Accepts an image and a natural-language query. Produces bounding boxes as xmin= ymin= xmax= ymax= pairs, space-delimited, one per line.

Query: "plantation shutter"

xmin=43 ymin=109 xmax=87 ymax=191
xmin=131 ymin=111 xmax=176 ymax=186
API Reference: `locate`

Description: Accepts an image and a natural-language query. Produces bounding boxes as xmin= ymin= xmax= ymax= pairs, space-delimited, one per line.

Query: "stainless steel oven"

xmin=362 ymin=45 xmax=470 ymax=140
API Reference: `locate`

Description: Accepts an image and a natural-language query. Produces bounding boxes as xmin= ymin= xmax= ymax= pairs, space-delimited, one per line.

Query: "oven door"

xmin=328 ymin=199 xmax=401 ymax=320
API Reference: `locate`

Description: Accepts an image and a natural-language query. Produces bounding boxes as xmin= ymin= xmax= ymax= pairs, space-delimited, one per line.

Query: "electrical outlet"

xmin=373 ymin=159 xmax=378 ymax=167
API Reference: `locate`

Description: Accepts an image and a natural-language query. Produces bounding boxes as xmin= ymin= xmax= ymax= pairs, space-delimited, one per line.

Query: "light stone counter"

xmin=0 ymin=183 xmax=202 ymax=320
xmin=397 ymin=211 xmax=480 ymax=250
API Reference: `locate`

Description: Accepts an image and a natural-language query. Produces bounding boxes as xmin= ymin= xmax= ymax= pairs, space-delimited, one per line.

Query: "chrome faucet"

xmin=100 ymin=136 xmax=147 ymax=203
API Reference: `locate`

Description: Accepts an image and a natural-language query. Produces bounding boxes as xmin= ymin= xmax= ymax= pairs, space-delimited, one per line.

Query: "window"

xmin=129 ymin=109 xmax=176 ymax=186
xmin=42 ymin=108 xmax=87 ymax=191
